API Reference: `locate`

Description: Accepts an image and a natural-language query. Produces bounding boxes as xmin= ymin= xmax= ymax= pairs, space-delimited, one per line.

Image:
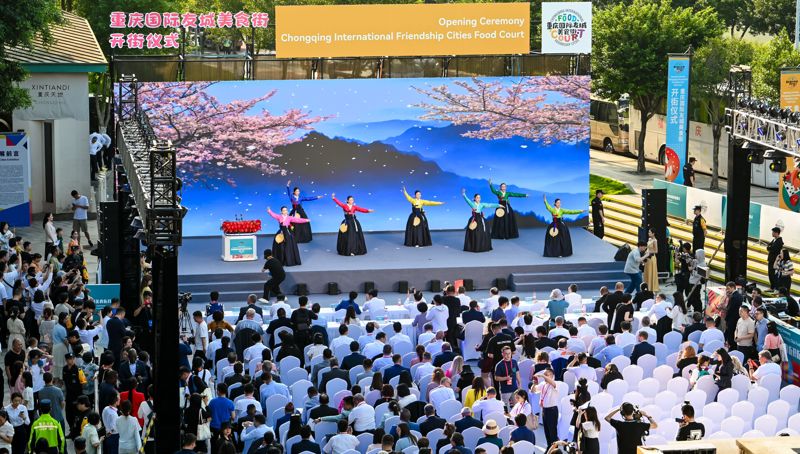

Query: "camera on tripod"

xmin=179 ymin=292 xmax=192 ymax=313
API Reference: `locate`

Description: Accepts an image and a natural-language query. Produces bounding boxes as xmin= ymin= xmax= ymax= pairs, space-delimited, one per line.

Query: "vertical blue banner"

xmin=664 ymin=55 xmax=691 ymax=185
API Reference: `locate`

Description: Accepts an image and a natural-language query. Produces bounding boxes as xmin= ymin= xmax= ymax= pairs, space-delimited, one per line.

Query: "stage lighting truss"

xmin=116 ymin=75 xmax=185 ymax=248
xmin=726 ymin=108 xmax=800 ymax=159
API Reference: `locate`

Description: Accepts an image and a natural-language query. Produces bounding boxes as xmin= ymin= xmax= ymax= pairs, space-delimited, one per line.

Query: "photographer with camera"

xmin=623 ymin=242 xmax=652 ymax=295
xmin=675 ymin=403 xmax=704 ymax=441
xmin=605 ymin=402 xmax=657 ymax=454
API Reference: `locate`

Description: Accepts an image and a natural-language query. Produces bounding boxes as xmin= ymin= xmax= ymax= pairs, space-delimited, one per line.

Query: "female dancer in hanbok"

xmin=542 ymin=195 xmax=585 ymax=257
xmin=332 ymin=193 xmax=373 ymax=256
xmin=267 ymin=207 xmax=310 ymax=266
xmin=402 ymin=187 xmax=444 ymax=247
xmin=488 ymin=179 xmax=528 ymax=239
xmin=286 ymin=180 xmax=322 ymax=243
xmin=462 ymin=189 xmax=501 ymax=253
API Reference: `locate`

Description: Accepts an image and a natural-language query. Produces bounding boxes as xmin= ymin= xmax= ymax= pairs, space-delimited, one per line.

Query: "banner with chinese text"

xmin=779 ymin=68 xmax=800 ymax=213
xmin=663 ymin=55 xmax=691 ymax=185
xmin=541 ymin=2 xmax=591 ymax=54
xmin=0 ymin=133 xmax=31 ymax=227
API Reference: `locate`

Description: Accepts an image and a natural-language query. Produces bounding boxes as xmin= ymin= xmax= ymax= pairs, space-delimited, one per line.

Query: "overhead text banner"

xmin=275 ymin=3 xmax=530 ymax=58
xmin=779 ymin=68 xmax=800 ymax=213
xmin=663 ymin=55 xmax=691 ymax=185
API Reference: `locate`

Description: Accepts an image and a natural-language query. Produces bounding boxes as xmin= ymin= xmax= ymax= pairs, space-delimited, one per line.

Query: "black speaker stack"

xmin=641 ymin=189 xmax=669 ymax=273
xmin=98 ymin=201 xmax=120 ymax=283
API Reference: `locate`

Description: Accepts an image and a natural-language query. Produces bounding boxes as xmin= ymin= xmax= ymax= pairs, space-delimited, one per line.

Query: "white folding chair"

xmin=607 ymin=379 xmax=629 ymax=406
xmin=333 ymin=390 xmax=351 ymax=409
xmin=708 ymin=431 xmax=732 ymax=440
xmin=610 ymin=355 xmax=631 ymax=371
xmin=461 ymin=321 xmax=484 ymax=361
xmin=665 ymin=352 xmax=679 ymax=373
xmin=653 ymin=343 xmax=668 ymax=365
xmin=621 ymin=391 xmax=644 ymax=407
xmin=285 ymin=435 xmax=300 ymax=454
xmin=373 ymin=402 xmax=390 ymax=427
xmin=663 ymin=331 xmax=682 ymax=352
xmin=357 ymin=433 xmax=373 ymax=453
xmin=666 ymin=377 xmax=689 ymax=400
xmin=653 ymin=390 xmax=677 ymax=415
xmin=748 ymin=386 xmax=769 ymax=417
xmin=591 ymin=392 xmax=614 ymax=413
xmin=512 ymin=441 xmax=534 ymax=452
xmin=684 ymin=389 xmax=707 ymax=413
xmin=759 ymin=374 xmax=781 ymax=403
xmin=349 ymin=365 xmax=364 ymax=386
xmin=729 ymin=350 xmax=744 ymax=365
xmin=326 ymin=378 xmax=348 ymax=399
xmin=789 ymin=413 xmax=800 ymax=433
xmin=426 ymin=428 xmax=445 ymax=452
xmin=393 ymin=341 xmax=414 ymax=357
xmin=742 ymin=430 xmax=765 ymax=438
xmin=498 ymin=425 xmax=514 ymax=445
xmin=279 ymin=356 xmax=301 ymax=376
xmin=652 ymin=365 xmax=673 ymax=391
xmin=314 ymin=421 xmax=337 ymax=445
xmin=754 ymin=414 xmax=778 ymax=436
xmin=716 ymin=388 xmax=737 ymax=413
xmin=695 ymin=375 xmax=718 ymax=403
xmin=638 ymin=378 xmax=659 ymax=403
xmin=265 ymin=394 xmax=289 ymax=425
xmin=638 ymin=355 xmax=657 ymax=379
xmin=462 ymin=426 xmax=483 ymax=450
xmin=720 ymin=416 xmax=745 ymax=438
xmin=475 ymin=443 xmax=499 ymax=454
xmin=656 ymin=419 xmax=679 ymax=439
xmin=290 ymin=379 xmax=313 ymax=409
xmin=731 ymin=374 xmax=751 ymax=401
xmin=780 ymin=384 xmax=800 ymax=413
xmin=730 ymin=401 xmax=755 ymax=431
xmin=365 ymin=389 xmax=381 ymax=406
xmin=438 ymin=399 xmax=462 ymax=421
xmin=702 ymin=402 xmax=726 ymax=433
xmin=622 ymin=365 xmax=643 ymax=390
xmin=767 ymin=399 xmax=791 ymax=429
xmin=285 ymin=367 xmax=309 ymax=384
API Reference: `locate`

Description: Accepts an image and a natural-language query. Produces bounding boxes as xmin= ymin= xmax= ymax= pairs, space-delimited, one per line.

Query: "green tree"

xmin=751 ymin=0 xmax=796 ymax=42
xmin=752 ymin=30 xmax=800 ymax=104
xmin=0 ymin=0 xmax=63 ymax=113
xmin=691 ymin=37 xmax=754 ymax=190
xmin=593 ymin=0 xmax=723 ymax=173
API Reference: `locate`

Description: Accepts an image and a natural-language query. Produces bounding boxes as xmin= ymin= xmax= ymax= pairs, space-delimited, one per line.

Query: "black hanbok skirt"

xmin=464 ymin=213 xmax=492 ymax=253
xmin=543 ymin=218 xmax=573 ymax=257
xmin=491 ymin=200 xmax=519 ymax=239
xmin=404 ymin=208 xmax=432 ymax=247
xmin=273 ymin=226 xmax=302 ymax=266
xmin=290 ymin=204 xmax=312 ymax=243
xmin=337 ymin=214 xmax=367 ymax=256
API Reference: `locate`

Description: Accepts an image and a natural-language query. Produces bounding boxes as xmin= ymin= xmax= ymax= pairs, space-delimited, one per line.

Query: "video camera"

xmin=179 ymin=292 xmax=192 ymax=313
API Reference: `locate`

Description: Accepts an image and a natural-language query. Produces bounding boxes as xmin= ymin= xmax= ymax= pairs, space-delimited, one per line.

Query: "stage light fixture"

xmin=738 ymin=98 xmax=750 ymax=109
xmin=770 ymin=157 xmax=787 ymax=173
xmin=130 ymin=216 xmax=144 ymax=229
xmin=758 ymin=102 xmax=769 ymax=114
xmin=780 ymin=108 xmax=791 ymax=120
xmin=791 ymin=111 xmax=800 ymax=124
xmin=769 ymin=106 xmax=781 ymax=118
xmin=747 ymin=150 xmax=765 ymax=164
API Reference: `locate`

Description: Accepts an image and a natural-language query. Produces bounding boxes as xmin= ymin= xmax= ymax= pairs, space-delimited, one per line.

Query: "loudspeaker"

xmin=495 ymin=278 xmax=507 ymax=291
xmin=641 ymin=189 xmax=668 ymax=272
xmin=463 ymin=279 xmax=474 ymax=292
xmin=364 ymin=281 xmax=375 ymax=294
xmin=397 ymin=281 xmax=409 ymax=293
xmin=430 ymin=280 xmax=441 ymax=293
xmin=295 ymin=283 xmax=308 ymax=296
xmin=98 ymin=201 xmax=120 ymax=283
xmin=327 ymin=282 xmax=340 ymax=295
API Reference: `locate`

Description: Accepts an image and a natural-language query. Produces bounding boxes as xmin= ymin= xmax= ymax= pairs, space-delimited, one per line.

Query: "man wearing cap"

xmin=767 ymin=227 xmax=784 ymax=290
xmin=591 ymin=189 xmax=605 ymax=239
xmin=691 ymin=205 xmax=706 ymax=253
xmin=28 ymin=399 xmax=65 ymax=453
xmin=683 ymin=157 xmax=696 ymax=187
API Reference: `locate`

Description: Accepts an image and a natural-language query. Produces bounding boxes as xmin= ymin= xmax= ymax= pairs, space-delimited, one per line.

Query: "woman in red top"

xmin=118 ymin=377 xmax=145 ymax=426
xmin=331 ymin=193 xmax=373 ymax=256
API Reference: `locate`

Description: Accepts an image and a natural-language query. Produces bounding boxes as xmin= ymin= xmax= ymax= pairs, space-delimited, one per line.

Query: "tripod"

xmin=179 ymin=307 xmax=194 ymax=338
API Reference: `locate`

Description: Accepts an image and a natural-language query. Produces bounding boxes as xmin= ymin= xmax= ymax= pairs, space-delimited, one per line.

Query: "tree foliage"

xmin=593 ymin=0 xmax=723 ymax=172
xmin=692 ymin=37 xmax=755 ymax=189
xmin=0 ymin=0 xmax=63 ymax=113
xmin=413 ymin=76 xmax=589 ymax=144
xmin=752 ymin=30 xmax=800 ymax=104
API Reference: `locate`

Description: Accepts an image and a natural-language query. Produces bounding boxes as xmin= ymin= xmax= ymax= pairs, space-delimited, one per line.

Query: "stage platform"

xmin=178 ymin=228 xmax=627 ymax=303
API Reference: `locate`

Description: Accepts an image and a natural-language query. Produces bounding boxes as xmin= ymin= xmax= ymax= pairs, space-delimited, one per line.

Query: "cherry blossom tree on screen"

xmin=137 ymin=82 xmax=322 ymax=186
xmin=414 ymin=76 xmax=590 ymax=144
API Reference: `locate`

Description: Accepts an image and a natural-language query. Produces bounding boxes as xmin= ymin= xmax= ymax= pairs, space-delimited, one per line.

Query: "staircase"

xmin=508 ymin=263 xmax=628 ymax=295
xmin=600 ymin=194 xmax=800 ymax=294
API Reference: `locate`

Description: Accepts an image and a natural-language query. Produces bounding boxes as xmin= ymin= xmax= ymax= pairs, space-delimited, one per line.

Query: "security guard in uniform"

xmin=28 ymin=399 xmax=65 ymax=454
xmin=691 ymin=205 xmax=706 ymax=253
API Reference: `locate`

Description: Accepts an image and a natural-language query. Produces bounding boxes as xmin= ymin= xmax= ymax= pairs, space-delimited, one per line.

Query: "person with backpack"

xmin=290 ymin=296 xmax=317 ymax=349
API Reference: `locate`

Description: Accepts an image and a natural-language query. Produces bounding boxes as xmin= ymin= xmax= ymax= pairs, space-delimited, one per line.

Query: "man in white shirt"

xmin=457 ymin=287 xmax=471 ymax=307
xmin=750 ymin=350 xmax=782 ymax=382
xmin=414 ymin=352 xmax=436 ymax=383
xmin=564 ymin=284 xmax=582 ymax=306
xmin=240 ymin=414 xmax=269 ymax=454
xmin=193 ymin=311 xmax=209 ymax=356
xmin=324 ymin=420 xmax=360 ymax=454
xmin=425 ymin=331 xmax=445 ymax=355
xmin=567 ymin=353 xmax=597 ymax=382
xmin=614 ymin=321 xmax=636 ymax=348
xmin=429 ymin=377 xmax=456 ymax=408
xmin=483 ymin=288 xmax=501 ymax=313
xmin=589 ymin=325 xmax=610 ymax=355
xmin=330 ymin=325 xmax=355 ymax=352
xmin=358 ymin=323 xmax=378 ymax=349
xmin=566 ymin=327 xmax=587 ymax=353
xmin=425 ymin=299 xmax=449 ymax=333
xmin=243 ymin=333 xmax=267 ymax=363
xmin=576 ymin=317 xmax=596 ymax=338
xmin=233 ymin=383 xmax=261 ymax=419
xmin=548 ymin=317 xmax=569 ymax=339
xmin=362 ymin=289 xmax=386 ymax=319
xmin=270 ymin=296 xmax=291 ymax=319
xmin=418 ymin=324 xmax=435 ymax=346
xmin=363 ymin=332 xmax=387 ymax=360
xmin=639 ymin=317 xmax=657 ymax=345
xmin=388 ymin=322 xmax=412 ymax=348
xmin=347 ymin=394 xmax=376 ymax=434
xmin=70 ymin=190 xmax=93 ymax=247
xmin=471 ymin=387 xmax=504 ymax=419
xmin=698 ymin=317 xmax=725 ymax=351
xmin=372 ymin=344 xmax=394 ymax=372
xmin=647 ymin=294 xmax=672 ymax=321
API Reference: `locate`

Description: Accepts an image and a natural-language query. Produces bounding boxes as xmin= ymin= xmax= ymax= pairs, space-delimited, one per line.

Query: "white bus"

xmin=627 ymin=104 xmax=779 ymax=189
xmin=590 ymin=97 xmax=630 ymax=154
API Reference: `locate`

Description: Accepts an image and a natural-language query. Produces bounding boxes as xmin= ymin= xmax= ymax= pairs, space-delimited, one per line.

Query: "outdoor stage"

xmin=178 ymin=227 xmax=627 ymax=303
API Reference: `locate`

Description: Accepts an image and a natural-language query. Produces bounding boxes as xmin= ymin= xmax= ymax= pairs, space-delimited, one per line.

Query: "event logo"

xmin=545 ymin=8 xmax=588 ymax=47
